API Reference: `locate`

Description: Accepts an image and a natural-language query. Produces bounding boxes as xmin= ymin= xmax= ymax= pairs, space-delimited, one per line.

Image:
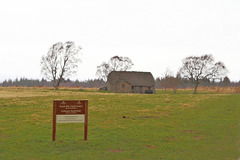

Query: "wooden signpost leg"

xmin=52 ymin=103 xmax=56 ymax=141
xmin=84 ymin=101 xmax=88 ymax=140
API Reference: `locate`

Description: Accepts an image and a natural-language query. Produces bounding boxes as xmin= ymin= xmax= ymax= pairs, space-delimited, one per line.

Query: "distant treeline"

xmin=0 ymin=78 xmax=106 ymax=88
xmin=0 ymin=76 xmax=239 ymax=88
xmin=156 ymin=76 xmax=240 ymax=89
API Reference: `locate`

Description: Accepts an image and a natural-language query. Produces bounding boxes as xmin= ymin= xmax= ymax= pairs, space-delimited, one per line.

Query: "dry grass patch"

xmin=0 ymin=87 xmax=105 ymax=98
xmin=90 ymin=105 xmax=106 ymax=112
xmin=196 ymin=86 xmax=240 ymax=93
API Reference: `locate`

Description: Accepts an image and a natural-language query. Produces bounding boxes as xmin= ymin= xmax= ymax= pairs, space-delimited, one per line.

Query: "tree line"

xmin=156 ymin=75 xmax=240 ymax=89
xmin=1 ymin=76 xmax=239 ymax=88
xmin=0 ymin=78 xmax=106 ymax=88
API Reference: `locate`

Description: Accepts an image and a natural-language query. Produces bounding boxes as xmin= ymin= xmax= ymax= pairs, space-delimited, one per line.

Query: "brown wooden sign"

xmin=52 ymin=100 xmax=88 ymax=141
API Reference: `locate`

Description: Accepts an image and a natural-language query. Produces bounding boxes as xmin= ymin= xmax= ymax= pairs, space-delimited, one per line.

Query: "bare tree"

xmin=96 ymin=55 xmax=134 ymax=81
xmin=96 ymin=62 xmax=111 ymax=82
xmin=40 ymin=41 xmax=81 ymax=89
xmin=179 ymin=54 xmax=227 ymax=94
xmin=161 ymin=68 xmax=173 ymax=91
xmin=109 ymin=56 xmax=134 ymax=71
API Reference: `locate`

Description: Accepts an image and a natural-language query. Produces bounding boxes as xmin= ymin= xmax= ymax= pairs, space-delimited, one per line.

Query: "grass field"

xmin=0 ymin=87 xmax=239 ymax=160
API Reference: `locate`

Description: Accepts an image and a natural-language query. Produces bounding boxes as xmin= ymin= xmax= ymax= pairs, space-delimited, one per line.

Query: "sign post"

xmin=52 ymin=100 xmax=88 ymax=141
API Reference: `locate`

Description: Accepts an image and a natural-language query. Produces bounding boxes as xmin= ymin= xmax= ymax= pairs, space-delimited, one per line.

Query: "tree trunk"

xmin=193 ymin=83 xmax=199 ymax=94
xmin=53 ymin=84 xmax=59 ymax=90
xmin=53 ymin=80 xmax=59 ymax=90
xmin=173 ymin=88 xmax=177 ymax=94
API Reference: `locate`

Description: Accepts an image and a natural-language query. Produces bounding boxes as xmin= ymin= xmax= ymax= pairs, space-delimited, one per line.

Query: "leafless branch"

xmin=40 ymin=41 xmax=81 ymax=89
xmin=179 ymin=54 xmax=227 ymax=93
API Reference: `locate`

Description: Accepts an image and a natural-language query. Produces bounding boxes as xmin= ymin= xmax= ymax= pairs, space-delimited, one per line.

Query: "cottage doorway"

xmin=138 ymin=86 xmax=142 ymax=93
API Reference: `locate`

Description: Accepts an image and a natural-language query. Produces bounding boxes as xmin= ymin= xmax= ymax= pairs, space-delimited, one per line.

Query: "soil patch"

xmin=140 ymin=116 xmax=159 ymax=119
xmin=144 ymin=145 xmax=157 ymax=149
xmin=106 ymin=149 xmax=124 ymax=153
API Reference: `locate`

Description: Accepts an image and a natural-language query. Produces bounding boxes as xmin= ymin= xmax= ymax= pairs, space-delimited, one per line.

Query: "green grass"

xmin=0 ymin=88 xmax=239 ymax=160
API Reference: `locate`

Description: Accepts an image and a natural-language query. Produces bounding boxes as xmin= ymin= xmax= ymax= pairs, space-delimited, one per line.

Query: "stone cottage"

xmin=107 ymin=71 xmax=155 ymax=94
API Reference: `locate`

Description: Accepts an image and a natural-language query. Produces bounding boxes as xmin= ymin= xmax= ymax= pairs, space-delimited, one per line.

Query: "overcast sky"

xmin=1 ymin=0 xmax=240 ymax=82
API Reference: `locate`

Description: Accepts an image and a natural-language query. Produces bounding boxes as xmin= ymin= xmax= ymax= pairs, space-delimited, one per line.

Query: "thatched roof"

xmin=107 ymin=71 xmax=155 ymax=86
